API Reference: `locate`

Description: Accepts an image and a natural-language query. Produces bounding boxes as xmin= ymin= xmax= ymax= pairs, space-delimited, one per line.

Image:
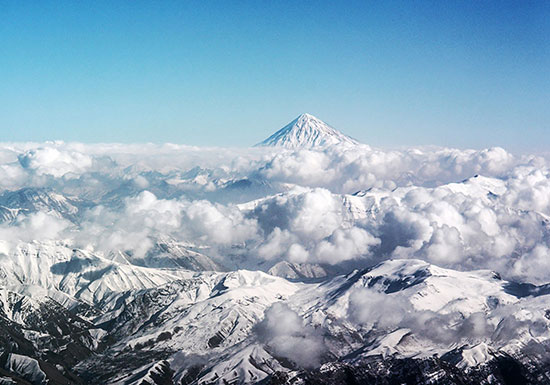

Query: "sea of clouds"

xmin=1 ymin=141 xmax=549 ymax=284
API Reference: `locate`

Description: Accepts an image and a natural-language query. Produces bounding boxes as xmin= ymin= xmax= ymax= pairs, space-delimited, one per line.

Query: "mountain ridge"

xmin=3 ymin=242 xmax=550 ymax=384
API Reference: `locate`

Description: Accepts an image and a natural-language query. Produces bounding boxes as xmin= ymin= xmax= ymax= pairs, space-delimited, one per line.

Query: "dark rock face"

xmin=3 ymin=297 xmax=550 ymax=385
xmin=4 ymin=256 xmax=550 ymax=385
xmin=0 ymin=293 xmax=94 ymax=384
xmin=504 ymin=281 xmax=550 ymax=298
xmin=266 ymin=355 xmax=550 ymax=385
xmin=142 ymin=361 xmax=175 ymax=385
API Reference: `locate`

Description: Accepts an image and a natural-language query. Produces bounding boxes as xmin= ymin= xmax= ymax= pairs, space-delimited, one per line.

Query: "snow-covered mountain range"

xmin=1 ymin=116 xmax=550 ymax=384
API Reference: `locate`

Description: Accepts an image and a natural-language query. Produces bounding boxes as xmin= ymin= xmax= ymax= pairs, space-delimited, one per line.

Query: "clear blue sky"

xmin=1 ymin=1 xmax=548 ymax=151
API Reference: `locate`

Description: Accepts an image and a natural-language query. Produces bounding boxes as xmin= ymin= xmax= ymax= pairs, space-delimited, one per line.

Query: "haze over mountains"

xmin=1 ymin=115 xmax=550 ymax=384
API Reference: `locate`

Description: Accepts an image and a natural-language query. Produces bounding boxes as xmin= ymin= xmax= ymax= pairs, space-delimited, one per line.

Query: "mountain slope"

xmin=256 ymin=113 xmax=359 ymax=149
xmin=3 ymin=252 xmax=550 ymax=384
xmin=0 ymin=187 xmax=88 ymax=223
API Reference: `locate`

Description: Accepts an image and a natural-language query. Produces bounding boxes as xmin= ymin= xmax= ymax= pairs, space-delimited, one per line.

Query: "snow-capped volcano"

xmin=256 ymin=113 xmax=359 ymax=148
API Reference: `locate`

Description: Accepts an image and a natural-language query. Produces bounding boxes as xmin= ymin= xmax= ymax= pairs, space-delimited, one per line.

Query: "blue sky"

xmin=0 ymin=1 xmax=548 ymax=151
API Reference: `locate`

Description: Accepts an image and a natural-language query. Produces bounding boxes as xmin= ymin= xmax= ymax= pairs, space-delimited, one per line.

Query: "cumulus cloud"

xmin=0 ymin=141 xmax=549 ymax=283
xmin=259 ymin=145 xmax=517 ymax=194
xmin=314 ymin=227 xmax=380 ymax=264
xmin=73 ymin=191 xmax=259 ymax=259
xmin=0 ymin=211 xmax=72 ymax=254
xmin=251 ymin=188 xmax=380 ymax=265
xmin=348 ymin=290 xmax=411 ymax=329
xmin=184 ymin=200 xmax=258 ymax=245
xmin=511 ymin=245 xmax=550 ymax=284
xmin=18 ymin=146 xmax=93 ymax=177
xmin=255 ymin=302 xmax=325 ymax=368
xmin=348 ymin=288 xmax=495 ymax=345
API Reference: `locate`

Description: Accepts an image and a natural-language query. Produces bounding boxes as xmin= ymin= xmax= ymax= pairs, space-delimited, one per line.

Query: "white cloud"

xmin=183 ymin=200 xmax=258 ymax=245
xmin=315 ymin=227 xmax=380 ymax=264
xmin=511 ymin=245 xmax=550 ymax=285
xmin=255 ymin=302 xmax=325 ymax=368
xmin=18 ymin=146 xmax=93 ymax=177
xmin=347 ymin=288 xmax=495 ymax=345
xmin=0 ymin=211 xmax=72 ymax=254
xmin=0 ymin=141 xmax=548 ymax=283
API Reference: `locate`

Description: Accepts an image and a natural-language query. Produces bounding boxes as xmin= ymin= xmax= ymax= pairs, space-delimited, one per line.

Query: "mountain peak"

xmin=256 ymin=113 xmax=359 ymax=149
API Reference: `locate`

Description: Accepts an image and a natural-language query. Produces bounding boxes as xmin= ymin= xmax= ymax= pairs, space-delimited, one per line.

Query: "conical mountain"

xmin=256 ymin=113 xmax=359 ymax=148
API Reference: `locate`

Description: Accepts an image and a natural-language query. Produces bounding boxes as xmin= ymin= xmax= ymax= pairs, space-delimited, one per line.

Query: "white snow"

xmin=256 ymin=113 xmax=359 ymax=148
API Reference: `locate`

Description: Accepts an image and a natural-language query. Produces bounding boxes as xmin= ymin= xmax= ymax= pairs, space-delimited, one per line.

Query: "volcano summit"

xmin=256 ymin=113 xmax=359 ymax=148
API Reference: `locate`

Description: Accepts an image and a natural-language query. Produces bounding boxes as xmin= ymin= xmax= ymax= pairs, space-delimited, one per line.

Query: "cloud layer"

xmin=0 ymin=141 xmax=549 ymax=283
